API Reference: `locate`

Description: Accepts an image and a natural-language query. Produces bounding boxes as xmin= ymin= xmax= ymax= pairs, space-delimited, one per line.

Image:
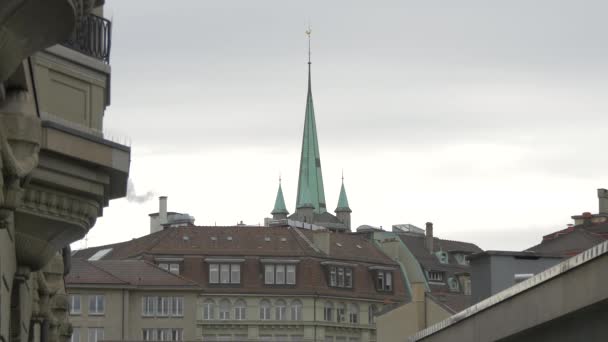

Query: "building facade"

xmin=68 ymin=226 xmax=408 ymax=341
xmin=0 ymin=2 xmax=129 ymax=342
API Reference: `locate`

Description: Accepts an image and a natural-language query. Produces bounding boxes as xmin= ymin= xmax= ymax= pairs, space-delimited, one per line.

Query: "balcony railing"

xmin=62 ymin=14 xmax=111 ymax=63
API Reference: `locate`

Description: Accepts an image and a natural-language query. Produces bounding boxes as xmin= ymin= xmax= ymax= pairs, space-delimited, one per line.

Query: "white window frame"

xmin=330 ymin=267 xmax=337 ymax=286
xmin=169 ymin=263 xmax=180 ymax=274
xmin=171 ymin=297 xmax=184 ymax=317
xmin=69 ymin=295 xmax=81 ymax=315
xmin=337 ymin=303 xmax=346 ymax=322
xmin=259 ymin=300 xmax=271 ymax=320
xmin=142 ymin=328 xmax=157 ymax=341
xmin=220 ymin=264 xmax=230 ymax=284
xmin=428 ymin=271 xmax=444 ymax=282
xmin=71 ymin=327 xmax=80 ymax=342
xmin=286 ymin=265 xmax=296 ymax=285
xmin=324 ymin=302 xmax=334 ymax=321
xmin=275 ymin=265 xmax=286 ymax=284
xmin=234 ymin=300 xmax=247 ymax=320
xmin=290 ymin=300 xmax=302 ymax=321
xmin=275 ymin=300 xmax=287 ymax=320
xmin=230 ymin=264 xmax=241 ymax=284
xmin=219 ymin=299 xmax=231 ymax=320
xmin=87 ymin=328 xmax=104 ymax=342
xmin=88 ymin=295 xmax=105 ymax=315
xmin=376 ymin=271 xmax=393 ymax=291
xmin=348 ymin=304 xmax=359 ymax=324
xmin=203 ymin=299 xmax=215 ymax=320
xmin=264 ymin=265 xmax=275 ymax=284
xmin=142 ymin=296 xmax=157 ymax=317
xmin=157 ymin=296 xmax=170 ymax=317
xmin=209 ymin=264 xmax=219 ymax=284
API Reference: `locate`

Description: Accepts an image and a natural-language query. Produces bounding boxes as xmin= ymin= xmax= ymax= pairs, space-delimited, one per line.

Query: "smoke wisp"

xmin=126 ymin=179 xmax=155 ymax=203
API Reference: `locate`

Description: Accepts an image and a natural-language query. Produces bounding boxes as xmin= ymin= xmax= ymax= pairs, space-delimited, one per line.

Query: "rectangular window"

xmin=376 ymin=271 xmax=393 ymax=291
xmin=69 ymin=295 xmax=81 ymax=315
xmin=169 ymin=264 xmax=180 ymax=274
xmin=324 ymin=306 xmax=333 ymax=321
xmin=157 ymin=297 xmax=170 ymax=316
xmin=220 ymin=264 xmax=230 ymax=284
xmin=264 ymin=263 xmax=296 ymax=285
xmin=210 ymin=263 xmax=240 ymax=284
xmin=345 ymin=268 xmax=353 ymax=288
xmin=142 ymin=296 xmax=157 ymax=316
xmin=330 ymin=267 xmax=337 ymax=286
xmin=338 ymin=267 xmax=345 ymax=287
xmin=230 ymin=264 xmax=240 ymax=284
xmin=337 ymin=307 xmax=346 ymax=322
xmin=88 ymin=295 xmax=105 ymax=315
xmin=71 ymin=327 xmax=80 ymax=342
xmin=275 ymin=265 xmax=285 ymax=284
xmin=209 ymin=264 xmax=219 ymax=284
xmin=159 ymin=263 xmax=169 ymax=271
xmin=428 ymin=271 xmax=444 ymax=282
xmin=171 ymin=297 xmax=184 ymax=317
xmin=87 ymin=328 xmax=104 ymax=342
xmin=329 ymin=266 xmax=353 ymax=289
xmin=265 ymin=265 xmax=275 ymax=284
xmin=142 ymin=329 xmax=157 ymax=341
xmin=286 ymin=265 xmax=296 ymax=284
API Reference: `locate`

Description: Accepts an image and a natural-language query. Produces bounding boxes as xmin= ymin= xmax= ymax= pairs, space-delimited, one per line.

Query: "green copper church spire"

xmin=296 ymin=27 xmax=327 ymax=214
xmin=336 ymin=176 xmax=351 ymax=212
xmin=271 ymin=177 xmax=289 ymax=216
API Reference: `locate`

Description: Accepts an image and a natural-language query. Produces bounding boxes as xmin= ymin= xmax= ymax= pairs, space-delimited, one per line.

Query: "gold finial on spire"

xmin=305 ymin=25 xmax=312 ymax=64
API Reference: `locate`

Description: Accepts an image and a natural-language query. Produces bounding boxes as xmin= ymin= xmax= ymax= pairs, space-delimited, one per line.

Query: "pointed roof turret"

xmin=271 ymin=178 xmax=289 ymax=215
xmin=296 ymin=28 xmax=327 ymax=213
xmin=335 ymin=177 xmax=352 ymax=213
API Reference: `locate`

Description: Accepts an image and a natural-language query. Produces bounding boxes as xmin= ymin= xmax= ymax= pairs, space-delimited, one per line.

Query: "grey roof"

xmin=397 ymin=233 xmax=482 ymax=312
xmin=526 ymin=222 xmax=608 ymax=256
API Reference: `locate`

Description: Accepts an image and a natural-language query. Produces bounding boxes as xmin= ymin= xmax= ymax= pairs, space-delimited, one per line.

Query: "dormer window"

xmin=321 ymin=261 xmax=356 ymax=289
xmin=428 ymin=270 xmax=444 ymax=283
xmin=369 ymin=266 xmax=396 ymax=292
xmin=435 ymin=251 xmax=449 ymax=264
xmin=205 ymin=258 xmax=245 ymax=285
xmin=260 ymin=259 xmax=299 ymax=285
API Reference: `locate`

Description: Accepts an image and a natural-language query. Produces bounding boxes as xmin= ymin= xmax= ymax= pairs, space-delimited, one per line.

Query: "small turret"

xmin=271 ymin=179 xmax=289 ymax=220
xmin=335 ymin=177 xmax=352 ymax=230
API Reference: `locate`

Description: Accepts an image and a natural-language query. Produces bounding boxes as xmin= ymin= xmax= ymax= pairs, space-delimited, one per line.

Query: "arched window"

xmin=219 ymin=299 xmax=231 ymax=320
xmin=368 ymin=304 xmax=378 ymax=324
xmin=202 ymin=299 xmax=215 ymax=320
xmin=234 ymin=299 xmax=247 ymax=320
xmin=275 ymin=299 xmax=287 ymax=320
xmin=290 ymin=300 xmax=303 ymax=321
xmin=337 ymin=303 xmax=346 ymax=323
xmin=324 ymin=301 xmax=334 ymax=321
xmin=259 ymin=299 xmax=271 ymax=320
xmin=348 ymin=303 xmax=359 ymax=324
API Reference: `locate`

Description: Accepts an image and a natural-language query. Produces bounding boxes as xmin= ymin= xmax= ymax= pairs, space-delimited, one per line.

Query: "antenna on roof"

xmin=305 ymin=24 xmax=312 ymax=65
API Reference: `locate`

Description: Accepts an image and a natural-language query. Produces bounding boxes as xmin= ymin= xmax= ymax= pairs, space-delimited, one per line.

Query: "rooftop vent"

xmin=336 ymin=243 xmax=343 ymax=247
xmin=211 ymin=236 xmax=217 ymax=241
xmin=183 ymin=236 xmax=190 ymax=241
xmin=356 ymin=244 xmax=362 ymax=249
xmin=227 ymin=236 xmax=233 ymax=241
xmin=280 ymin=237 xmax=287 ymax=242
xmin=264 ymin=237 xmax=271 ymax=242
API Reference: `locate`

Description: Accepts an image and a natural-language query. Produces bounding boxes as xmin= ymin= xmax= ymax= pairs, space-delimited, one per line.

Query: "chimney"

xmin=150 ymin=196 xmax=168 ymax=234
xmin=598 ymin=189 xmax=608 ymax=214
xmin=312 ymin=230 xmax=331 ymax=255
xmin=159 ymin=196 xmax=168 ymax=225
xmin=425 ymin=222 xmax=434 ymax=253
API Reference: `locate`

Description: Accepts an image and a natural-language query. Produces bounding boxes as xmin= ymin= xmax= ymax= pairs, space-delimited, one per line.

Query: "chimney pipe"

xmin=159 ymin=196 xmax=168 ymax=226
xmin=425 ymin=222 xmax=434 ymax=253
xmin=598 ymin=189 xmax=608 ymax=214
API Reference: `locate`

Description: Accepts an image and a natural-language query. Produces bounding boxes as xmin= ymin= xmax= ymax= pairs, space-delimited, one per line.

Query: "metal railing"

xmin=62 ymin=14 xmax=111 ymax=63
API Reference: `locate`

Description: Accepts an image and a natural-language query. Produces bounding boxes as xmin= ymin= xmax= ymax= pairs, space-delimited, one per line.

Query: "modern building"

xmin=467 ymin=250 xmax=562 ymax=304
xmin=409 ymin=240 xmax=608 ymax=342
xmin=68 ymin=224 xmax=408 ymax=342
xmin=0 ymin=3 xmax=129 ymax=342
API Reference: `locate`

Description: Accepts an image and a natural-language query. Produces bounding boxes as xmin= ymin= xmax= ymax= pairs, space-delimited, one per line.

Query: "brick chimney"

xmin=425 ymin=222 xmax=434 ymax=253
xmin=598 ymin=189 xmax=608 ymax=214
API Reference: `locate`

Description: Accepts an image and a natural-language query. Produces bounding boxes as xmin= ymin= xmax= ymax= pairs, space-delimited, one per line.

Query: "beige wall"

xmin=376 ymin=284 xmax=451 ymax=342
xmin=69 ymin=289 xmax=126 ymax=341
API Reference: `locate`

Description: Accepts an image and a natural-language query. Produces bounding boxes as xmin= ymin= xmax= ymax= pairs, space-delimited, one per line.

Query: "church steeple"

xmin=335 ymin=174 xmax=352 ymax=230
xmin=271 ymin=178 xmax=289 ymax=220
xmin=296 ymin=28 xmax=327 ymax=214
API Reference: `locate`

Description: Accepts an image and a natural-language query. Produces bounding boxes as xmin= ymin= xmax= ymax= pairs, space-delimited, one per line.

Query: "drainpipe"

xmin=314 ymin=294 xmax=318 ymax=342
xmin=41 ymin=319 xmax=49 ymax=342
xmin=121 ymin=289 xmax=125 ymax=340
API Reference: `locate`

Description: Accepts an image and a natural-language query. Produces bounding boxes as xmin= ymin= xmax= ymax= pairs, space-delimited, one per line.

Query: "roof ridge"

xmin=139 ymin=259 xmax=200 ymax=287
xmin=85 ymin=260 xmax=130 ymax=284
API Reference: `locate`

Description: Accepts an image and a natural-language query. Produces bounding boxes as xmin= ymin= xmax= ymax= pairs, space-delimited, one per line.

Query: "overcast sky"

xmin=81 ymin=0 xmax=608 ymax=251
